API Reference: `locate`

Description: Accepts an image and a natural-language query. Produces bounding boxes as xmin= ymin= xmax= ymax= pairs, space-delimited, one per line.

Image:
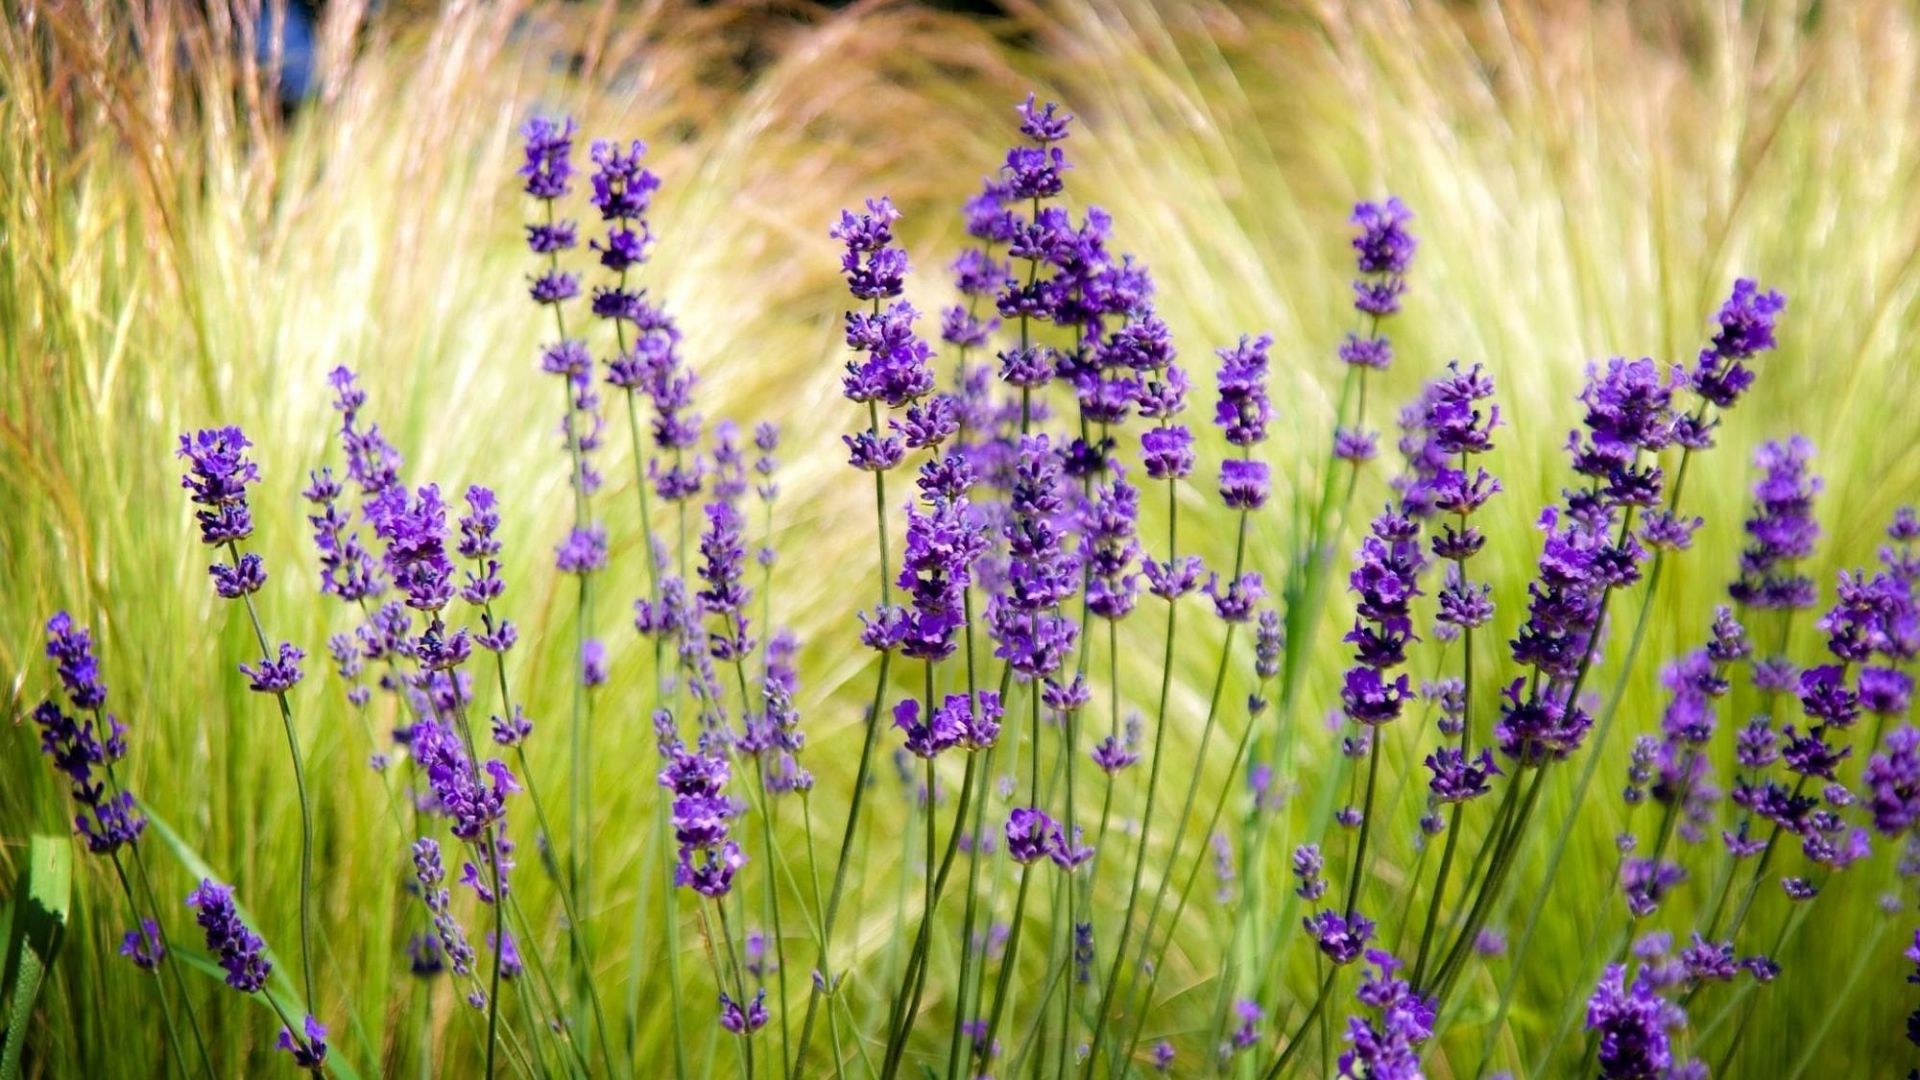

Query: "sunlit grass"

xmin=3 ymin=0 xmax=1918 ymax=1075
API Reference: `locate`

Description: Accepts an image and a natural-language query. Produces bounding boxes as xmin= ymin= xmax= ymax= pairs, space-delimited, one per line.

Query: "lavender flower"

xmin=1730 ymin=437 xmax=1821 ymax=611
xmin=177 ymin=427 xmax=259 ymax=546
xmin=31 ymin=642 xmax=146 ymax=856
xmin=186 ymin=879 xmax=270 ymax=993
xmin=1425 ymin=747 xmax=1500 ymax=803
xmin=989 ymin=436 xmax=1080 ymax=679
xmin=1336 ymin=950 xmax=1434 ymax=1079
xmin=277 ymin=1015 xmax=329 ymax=1070
xmin=303 ymin=467 xmax=382 ymax=601
xmin=1866 ymin=726 xmax=1920 ymax=835
xmin=697 ymin=500 xmax=756 ymax=661
xmin=720 ymin=989 xmax=769 ymax=1035
xmin=662 ymin=745 xmax=744 ymax=897
xmin=1306 ymin=910 xmax=1375 ymax=965
xmin=1687 ymin=279 xmax=1786 ymax=418
xmin=413 ymin=839 xmax=476 ymax=978
xmin=1006 ymin=807 xmax=1061 ymax=865
xmin=120 ymin=919 xmax=165 ymax=971
xmin=1584 ymin=963 xmax=1683 ymax=1080
xmin=1214 ymin=333 xmax=1274 ymax=446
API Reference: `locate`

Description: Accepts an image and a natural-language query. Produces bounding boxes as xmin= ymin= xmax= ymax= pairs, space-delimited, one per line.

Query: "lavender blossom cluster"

xmin=31 ymin=88 xmax=1920 ymax=1080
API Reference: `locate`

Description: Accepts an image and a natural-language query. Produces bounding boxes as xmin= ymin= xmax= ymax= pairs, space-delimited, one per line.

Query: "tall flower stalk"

xmin=177 ymin=427 xmax=324 ymax=1038
xmin=1406 ymin=362 xmax=1502 ymax=985
xmin=794 ymin=192 xmax=933 ymax=1074
xmin=1481 ymin=279 xmax=1786 ymax=1033
xmin=35 ymin=615 xmax=216 ymax=1079
xmin=1105 ymin=333 xmax=1272 ymax=1072
xmin=521 ymin=116 xmax=608 ymax=961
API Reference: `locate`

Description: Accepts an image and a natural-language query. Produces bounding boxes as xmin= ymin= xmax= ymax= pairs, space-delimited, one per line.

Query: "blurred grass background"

xmin=3 ymin=0 xmax=1919 ymax=1075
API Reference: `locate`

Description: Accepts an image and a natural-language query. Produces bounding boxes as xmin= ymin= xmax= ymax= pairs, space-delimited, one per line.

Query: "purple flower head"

xmin=1426 ymin=747 xmax=1500 ymax=802
xmin=44 ymin=612 xmax=109 ymax=711
xmin=698 ymin=501 xmax=756 ymax=661
xmin=303 ymin=468 xmax=383 ymax=601
xmin=1819 ymin=570 xmax=1917 ymax=664
xmin=844 ymin=430 xmax=906 ymax=473
xmin=209 ymin=545 xmax=268 ymax=595
xmin=1006 ymin=807 xmax=1059 ymax=865
xmin=1861 ymin=666 xmax=1914 ymax=716
xmin=187 ymin=879 xmax=271 ymax=993
xmin=1255 ymin=609 xmax=1284 ymax=679
xmin=844 ymin=301 xmax=937 ymax=408
xmin=368 ymin=483 xmax=458 ymax=610
xmin=1620 ymin=857 xmax=1686 ymax=918
xmin=1798 ymin=663 xmax=1861 ymax=728
xmin=1091 ymin=731 xmax=1139 ymax=774
xmin=120 ymin=919 xmax=165 ymax=971
xmin=1334 ymin=427 xmax=1380 ymax=463
xmin=662 ymin=745 xmax=744 ymax=896
xmin=719 ymin=989 xmax=769 ymax=1036
xmin=1016 ymin=93 xmax=1073 ymax=143
xmin=1435 ymin=565 xmax=1494 ymax=631
xmin=1866 ymin=726 xmax=1920 ymax=835
xmin=1292 ymin=843 xmax=1327 ymax=901
xmin=1496 ymin=678 xmax=1593 ymax=766
xmin=1573 ymin=358 xmax=1678 ymax=479
xmin=1218 ymin=458 xmax=1270 ymax=512
xmin=1226 ymin=998 xmax=1263 ymax=1055
xmin=1084 ymin=476 xmax=1143 ymax=620
xmin=1205 ymin=571 xmax=1265 ymax=624
xmin=412 ymin=840 xmax=476 ymax=977
xmin=997 ymin=344 xmax=1055 ymax=388
xmin=1337 ymin=949 xmax=1435 ymax=1079
xmin=1305 ymin=909 xmax=1375 ymax=965
xmin=588 ymin=138 xmax=660 ymax=224
xmin=177 ymin=427 xmax=259 ymax=546
xmin=1585 ymin=964 xmax=1676 ymax=1080
xmin=1342 ymin=667 xmax=1411 ymax=726
xmin=1340 ymin=333 xmax=1393 ymax=370
xmin=276 ymin=1015 xmax=329 ymax=1070
xmin=896 ymin=459 xmax=990 ymax=661
xmin=894 ymin=698 xmax=963 ymax=759
xmin=416 ymin=725 xmax=518 ymax=844
xmin=1731 ymin=436 xmax=1821 ymax=611
xmin=1214 ymin=333 xmax=1274 ymax=446
xmin=832 ymin=197 xmax=908 ymax=301
xmin=1140 ymin=425 xmax=1194 ymax=481
xmin=1426 ymin=361 xmax=1500 ymax=455
xmin=581 ymin=639 xmax=609 ymax=687
xmin=555 ymin=525 xmax=609 ymax=576
xmin=1351 ymin=198 xmax=1416 ymax=277
xmin=1004 ymin=145 xmax=1070 ymax=201
xmin=520 ymin=116 xmax=576 ymax=200
xmin=239 ymin=642 xmax=306 ymax=694
xmin=1691 ymin=279 xmax=1785 ymax=410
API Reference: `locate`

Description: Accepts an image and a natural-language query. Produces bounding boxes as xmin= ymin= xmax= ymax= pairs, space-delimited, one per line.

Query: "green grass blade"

xmin=1 ymin=834 xmax=73 ymax=1080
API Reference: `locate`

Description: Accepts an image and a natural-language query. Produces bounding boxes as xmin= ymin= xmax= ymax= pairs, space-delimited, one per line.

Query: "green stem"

xmin=789 ymin=690 xmax=884 ymax=1073
xmin=978 ymin=864 xmax=1036 ymax=1075
xmin=226 ymin=541 xmax=316 ymax=1016
xmin=1258 ymin=964 xmax=1338 ymax=1080
xmin=107 ymin=852 xmax=193 ymax=1080
xmin=1082 ymin=472 xmax=1180 ymax=1078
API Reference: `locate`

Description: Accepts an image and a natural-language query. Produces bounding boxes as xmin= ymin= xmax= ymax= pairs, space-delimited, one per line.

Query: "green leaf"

xmin=1 ymin=834 xmax=73 ymax=1080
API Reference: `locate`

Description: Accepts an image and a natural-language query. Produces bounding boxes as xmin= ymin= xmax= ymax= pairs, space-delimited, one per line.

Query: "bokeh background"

xmin=4 ymin=0 xmax=1919 ymax=1075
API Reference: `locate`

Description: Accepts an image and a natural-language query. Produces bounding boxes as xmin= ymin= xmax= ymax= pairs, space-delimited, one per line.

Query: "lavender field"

xmin=4 ymin=1 xmax=1920 ymax=1077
